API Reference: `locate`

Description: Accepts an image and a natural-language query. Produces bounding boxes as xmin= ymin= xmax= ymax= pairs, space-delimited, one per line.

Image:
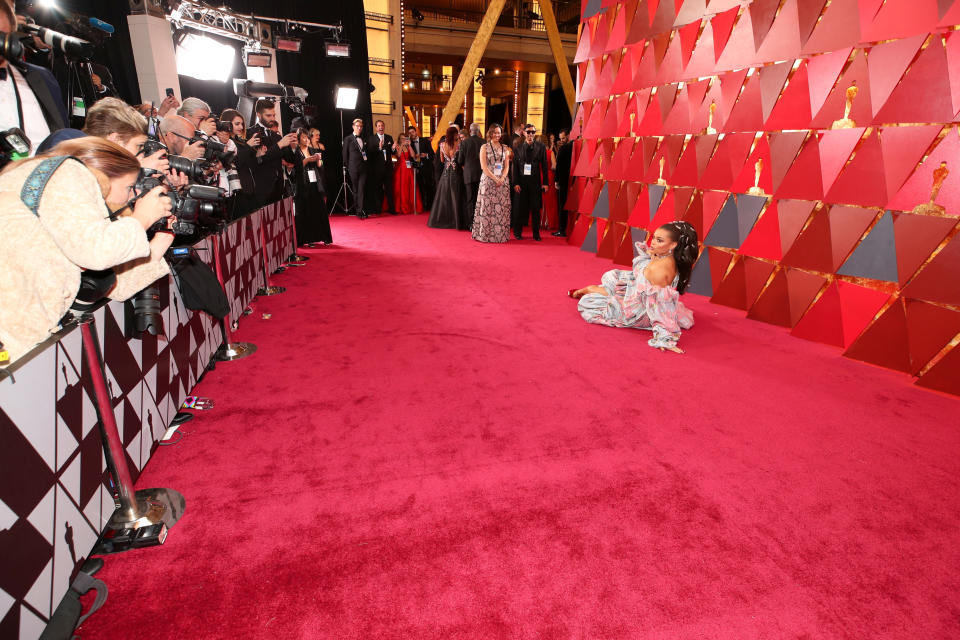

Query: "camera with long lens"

xmin=192 ymin=133 xmax=235 ymax=169
xmin=134 ymin=168 xmax=227 ymax=236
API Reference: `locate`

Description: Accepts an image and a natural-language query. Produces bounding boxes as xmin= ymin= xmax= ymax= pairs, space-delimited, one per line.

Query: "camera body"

xmin=135 ymin=168 xmax=227 ymax=237
xmin=0 ymin=127 xmax=30 ymax=170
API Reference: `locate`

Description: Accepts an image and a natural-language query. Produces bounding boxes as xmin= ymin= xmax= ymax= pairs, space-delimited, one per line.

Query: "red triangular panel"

xmin=843 ymin=299 xmax=912 ymax=372
xmin=711 ymin=6 xmax=740 ymax=62
xmin=768 ymin=131 xmax=808 ymax=192
xmin=700 ymin=190 xmax=728 ymax=238
xmin=764 ymin=62 xmax=812 ymax=131
xmin=915 ymin=345 xmax=960 ymax=396
xmin=818 ymin=128 xmax=864 ymax=194
xmin=879 ymin=125 xmax=943 ymax=202
xmin=777 ymin=199 xmax=817 ymax=256
xmin=875 ymin=36 xmax=955 ymax=125
xmin=678 ymin=20 xmax=701 ymax=68
xmin=888 ymin=126 xmax=960 ymax=214
xmin=866 ymin=35 xmax=925 ymax=118
xmin=775 ymin=137 xmax=823 ymax=200
xmin=782 ymin=208 xmax=834 ymax=272
xmin=892 ymin=213 xmax=957 ymax=285
xmin=711 ymin=256 xmax=748 ymax=309
xmin=900 ymin=236 xmax=960 ymax=306
xmin=836 ymin=281 xmax=891 ymax=347
xmin=791 ymin=282 xmax=845 ymax=346
xmin=723 ymin=73 xmax=764 ymax=133
xmin=862 ymin=0 xmax=940 ymax=43
xmin=906 ymin=299 xmax=960 ymax=375
xmin=811 ymin=53 xmax=873 ymax=129
xmin=754 ymin=0 xmax=802 ymax=62
xmin=739 ymin=201 xmax=783 ymax=261
xmin=758 ymin=61 xmax=793 ymax=123
xmin=825 ymin=132 xmax=888 ymax=208
xmin=806 ymin=47 xmax=854 ymax=117
xmin=801 ymin=0 xmax=860 ymax=55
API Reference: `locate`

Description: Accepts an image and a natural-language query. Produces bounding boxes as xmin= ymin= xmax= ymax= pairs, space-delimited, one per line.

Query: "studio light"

xmin=176 ymin=33 xmax=235 ymax=82
xmin=335 ymin=86 xmax=358 ymax=110
xmin=324 ymin=41 xmax=351 ymax=58
xmin=38 ymin=0 xmax=57 ymax=8
xmin=244 ymin=48 xmax=272 ymax=68
xmin=275 ymin=36 xmax=301 ymax=52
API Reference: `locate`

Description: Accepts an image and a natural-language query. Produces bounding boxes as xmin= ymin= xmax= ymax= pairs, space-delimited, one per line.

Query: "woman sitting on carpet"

xmin=570 ymin=221 xmax=698 ymax=353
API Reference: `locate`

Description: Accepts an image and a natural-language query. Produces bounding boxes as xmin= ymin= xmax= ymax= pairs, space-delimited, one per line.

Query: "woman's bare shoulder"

xmin=644 ymin=260 xmax=676 ymax=287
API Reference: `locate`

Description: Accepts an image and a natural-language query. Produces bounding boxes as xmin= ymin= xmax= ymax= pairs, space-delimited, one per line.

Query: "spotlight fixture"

xmin=275 ymin=35 xmax=302 ymax=52
xmin=244 ymin=47 xmax=272 ymax=68
xmin=335 ymin=85 xmax=358 ymax=110
xmin=411 ymin=7 xmax=425 ymax=22
xmin=324 ymin=40 xmax=350 ymax=58
xmin=493 ymin=68 xmax=500 ymax=75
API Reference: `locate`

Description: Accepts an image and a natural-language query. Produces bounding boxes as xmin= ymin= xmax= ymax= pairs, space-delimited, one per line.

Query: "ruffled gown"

xmin=577 ymin=242 xmax=694 ymax=349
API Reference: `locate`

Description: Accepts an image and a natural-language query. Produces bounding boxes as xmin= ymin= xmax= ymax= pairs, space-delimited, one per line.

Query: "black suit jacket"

xmin=248 ymin=124 xmax=293 ymax=204
xmin=511 ymin=141 xmax=549 ymax=188
xmin=368 ymin=133 xmax=394 ymax=169
xmin=555 ymin=141 xmax=573 ymax=188
xmin=342 ymin=133 xmax=369 ymax=175
xmin=409 ymin=137 xmax=434 ymax=171
xmin=457 ymin=134 xmax=483 ymax=184
xmin=13 ymin=61 xmax=67 ymax=134
xmin=231 ymin=136 xmax=257 ymax=195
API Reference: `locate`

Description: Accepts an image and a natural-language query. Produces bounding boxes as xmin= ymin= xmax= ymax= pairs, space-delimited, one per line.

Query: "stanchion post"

xmin=80 ymin=317 xmax=185 ymax=552
xmin=212 ymin=231 xmax=257 ymax=361
xmin=256 ymin=206 xmax=286 ymax=296
xmin=288 ymin=198 xmax=308 ymax=265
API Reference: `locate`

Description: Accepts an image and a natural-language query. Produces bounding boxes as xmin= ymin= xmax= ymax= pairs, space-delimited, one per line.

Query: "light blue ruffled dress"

xmin=577 ymin=242 xmax=694 ymax=349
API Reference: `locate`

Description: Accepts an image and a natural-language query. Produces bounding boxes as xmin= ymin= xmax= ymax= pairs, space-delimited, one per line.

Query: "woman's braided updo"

xmin=659 ymin=221 xmax=699 ymax=294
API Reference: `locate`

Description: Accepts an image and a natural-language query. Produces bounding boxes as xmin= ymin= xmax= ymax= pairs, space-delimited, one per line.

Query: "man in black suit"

xmin=247 ymin=98 xmax=297 ymax=206
xmin=456 ymin=122 xmax=483 ymax=229
xmin=407 ymin=125 xmax=435 ymax=210
xmin=511 ymin=124 xmax=549 ymax=241
xmin=553 ymin=128 xmax=573 ymax=237
xmin=343 ymin=118 xmax=370 ymax=218
xmin=0 ymin=5 xmax=66 ymax=151
xmin=369 ymin=119 xmax=396 ymax=214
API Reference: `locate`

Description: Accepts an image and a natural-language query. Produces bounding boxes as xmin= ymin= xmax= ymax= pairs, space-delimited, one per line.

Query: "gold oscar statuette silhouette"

xmin=747 ymin=158 xmax=765 ymax=196
xmin=657 ymin=156 xmax=667 ymax=186
xmin=705 ymin=100 xmax=717 ymax=135
xmin=831 ymin=81 xmax=858 ymax=130
xmin=912 ymin=161 xmax=950 ymax=216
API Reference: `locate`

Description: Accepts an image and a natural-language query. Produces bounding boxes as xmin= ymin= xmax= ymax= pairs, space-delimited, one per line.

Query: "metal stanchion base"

xmin=216 ymin=341 xmax=257 ymax=361
xmin=257 ymin=285 xmax=286 ymax=296
xmin=94 ymin=487 xmax=186 ymax=555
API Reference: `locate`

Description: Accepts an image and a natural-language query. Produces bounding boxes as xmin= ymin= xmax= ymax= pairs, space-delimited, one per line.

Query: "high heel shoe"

xmin=567 ymin=289 xmax=578 ymax=298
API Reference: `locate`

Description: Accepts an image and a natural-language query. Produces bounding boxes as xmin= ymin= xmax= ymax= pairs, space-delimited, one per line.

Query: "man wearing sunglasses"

xmin=157 ymin=114 xmax=205 ymax=160
xmin=511 ymin=124 xmax=549 ymax=241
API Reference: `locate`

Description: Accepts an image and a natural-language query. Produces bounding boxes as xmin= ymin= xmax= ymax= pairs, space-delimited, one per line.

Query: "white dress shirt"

xmin=0 ymin=65 xmax=51 ymax=156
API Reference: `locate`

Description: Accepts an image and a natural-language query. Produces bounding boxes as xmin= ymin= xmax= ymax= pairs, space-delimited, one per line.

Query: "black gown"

xmin=292 ymin=146 xmax=332 ymax=245
xmin=427 ymin=142 xmax=464 ymax=229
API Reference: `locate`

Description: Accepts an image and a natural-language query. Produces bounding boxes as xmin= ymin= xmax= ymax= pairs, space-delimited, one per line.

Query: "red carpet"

xmin=80 ymin=214 xmax=960 ymax=639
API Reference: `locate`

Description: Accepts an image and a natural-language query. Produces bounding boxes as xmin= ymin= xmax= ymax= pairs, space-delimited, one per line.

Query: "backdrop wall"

xmin=568 ymin=0 xmax=960 ymax=396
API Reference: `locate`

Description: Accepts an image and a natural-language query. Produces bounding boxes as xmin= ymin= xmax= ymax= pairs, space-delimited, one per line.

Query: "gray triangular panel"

xmin=648 ymin=184 xmax=666 ymax=220
xmin=687 ymin=251 xmax=714 ymax=296
xmin=736 ymin=194 xmax=768 ymax=245
xmin=838 ymin=211 xmax=898 ymax=282
xmin=580 ymin=219 xmax=598 ymax=253
xmin=591 ymin=184 xmax=610 ymax=219
xmin=704 ymin=195 xmax=739 ymax=248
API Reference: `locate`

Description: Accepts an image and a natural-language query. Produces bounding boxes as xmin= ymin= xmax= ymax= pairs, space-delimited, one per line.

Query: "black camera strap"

xmin=6 ymin=67 xmax=25 ymax=131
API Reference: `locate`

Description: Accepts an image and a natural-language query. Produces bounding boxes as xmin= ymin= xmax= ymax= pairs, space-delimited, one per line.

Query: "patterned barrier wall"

xmin=0 ymin=198 xmax=293 ymax=639
xmin=569 ymin=0 xmax=960 ymax=395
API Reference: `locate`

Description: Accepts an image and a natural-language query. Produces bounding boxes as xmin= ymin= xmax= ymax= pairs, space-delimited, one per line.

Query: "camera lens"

xmin=131 ymin=284 xmax=163 ymax=336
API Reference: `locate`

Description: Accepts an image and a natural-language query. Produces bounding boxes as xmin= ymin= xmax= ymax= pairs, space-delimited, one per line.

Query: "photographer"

xmin=158 ymin=114 xmax=205 ymax=160
xmin=218 ymin=108 xmax=257 ymax=217
xmin=82 ymin=97 xmax=168 ymax=172
xmin=0 ymin=1 xmax=67 ymax=154
xmin=0 ymin=137 xmax=173 ymax=364
xmin=247 ymin=98 xmax=297 ymax=207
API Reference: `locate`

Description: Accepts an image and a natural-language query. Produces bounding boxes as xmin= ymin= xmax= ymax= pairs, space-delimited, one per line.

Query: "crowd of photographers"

xmin=0 ymin=0 xmax=309 ymax=365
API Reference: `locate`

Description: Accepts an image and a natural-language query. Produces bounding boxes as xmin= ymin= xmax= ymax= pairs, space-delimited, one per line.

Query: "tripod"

xmin=331 ymin=109 xmax=355 ymax=214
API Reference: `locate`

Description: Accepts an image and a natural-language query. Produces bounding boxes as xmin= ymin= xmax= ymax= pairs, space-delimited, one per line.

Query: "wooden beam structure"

xmin=539 ymin=0 xmax=577 ymax=116
xmin=430 ymin=0 xmax=508 ymax=150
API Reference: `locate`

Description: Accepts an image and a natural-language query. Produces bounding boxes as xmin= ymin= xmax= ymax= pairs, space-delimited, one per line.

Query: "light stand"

xmin=331 ymin=110 xmax=355 ymax=214
xmin=212 ymin=231 xmax=257 ymax=360
xmin=331 ymin=86 xmax=359 ymax=215
xmin=256 ymin=210 xmax=286 ymax=296
xmin=81 ymin=316 xmax=185 ymax=554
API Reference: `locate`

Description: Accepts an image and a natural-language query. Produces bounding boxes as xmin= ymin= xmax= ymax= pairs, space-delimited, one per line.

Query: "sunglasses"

xmin=525 ymin=130 xmax=536 ymax=134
